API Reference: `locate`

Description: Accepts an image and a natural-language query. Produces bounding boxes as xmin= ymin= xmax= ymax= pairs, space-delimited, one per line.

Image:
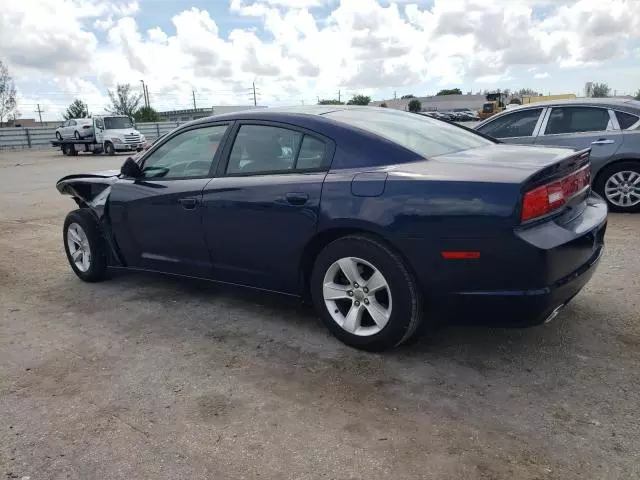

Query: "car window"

xmin=477 ymin=109 xmax=542 ymax=138
xmin=141 ymin=125 xmax=228 ymax=179
xmin=545 ymin=107 xmax=610 ymax=135
xmin=615 ymin=111 xmax=639 ymax=130
xmin=226 ymin=125 xmax=303 ymax=175
xmin=69 ymin=120 xmax=76 ymax=126
xmin=296 ymin=135 xmax=326 ymax=170
xmin=325 ymin=108 xmax=493 ymax=158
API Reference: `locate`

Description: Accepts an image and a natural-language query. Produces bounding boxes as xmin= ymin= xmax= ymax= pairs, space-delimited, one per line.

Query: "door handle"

xmin=178 ymin=197 xmax=198 ymax=209
xmin=591 ymin=139 xmax=615 ymax=145
xmin=285 ymin=192 xmax=309 ymax=205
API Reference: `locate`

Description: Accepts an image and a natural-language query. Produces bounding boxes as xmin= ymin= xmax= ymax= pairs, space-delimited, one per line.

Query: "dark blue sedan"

xmin=56 ymin=106 xmax=607 ymax=351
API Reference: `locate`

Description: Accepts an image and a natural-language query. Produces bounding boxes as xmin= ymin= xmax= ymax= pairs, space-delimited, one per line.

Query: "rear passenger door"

xmin=534 ymin=106 xmax=623 ymax=166
xmin=475 ymin=108 xmax=544 ymax=144
xmin=201 ymin=122 xmax=335 ymax=293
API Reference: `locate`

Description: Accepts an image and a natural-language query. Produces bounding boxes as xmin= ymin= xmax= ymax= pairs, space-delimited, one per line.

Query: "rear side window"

xmin=325 ymin=109 xmax=493 ymax=158
xmin=545 ymin=107 xmax=610 ymax=135
xmin=477 ymin=109 xmax=542 ymax=138
xmin=616 ymin=111 xmax=639 ymax=129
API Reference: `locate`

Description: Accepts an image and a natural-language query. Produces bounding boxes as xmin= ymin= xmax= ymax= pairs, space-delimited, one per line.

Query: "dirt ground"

xmin=1 ymin=148 xmax=639 ymax=479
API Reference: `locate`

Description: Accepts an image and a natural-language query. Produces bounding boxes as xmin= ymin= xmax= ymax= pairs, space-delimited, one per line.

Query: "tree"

xmin=509 ymin=98 xmax=522 ymax=105
xmin=380 ymin=102 xmax=388 ymax=108
xmin=635 ymin=90 xmax=640 ymax=101
xmin=134 ymin=106 xmax=160 ymax=122
xmin=408 ymin=99 xmax=422 ymax=113
xmin=106 ymin=83 xmax=142 ymax=117
xmin=0 ymin=60 xmax=18 ymax=127
xmin=347 ymin=94 xmax=371 ymax=106
xmin=436 ymin=88 xmax=462 ymax=96
xmin=63 ymin=99 xmax=89 ymax=120
xmin=591 ymin=82 xmax=610 ymax=98
xmin=318 ymin=99 xmax=344 ymax=105
xmin=517 ymin=88 xmax=541 ymax=97
xmin=400 ymin=94 xmax=415 ymax=99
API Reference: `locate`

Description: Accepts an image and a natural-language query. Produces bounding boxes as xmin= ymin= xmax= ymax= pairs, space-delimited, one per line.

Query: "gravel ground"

xmin=1 ymin=148 xmax=639 ymax=479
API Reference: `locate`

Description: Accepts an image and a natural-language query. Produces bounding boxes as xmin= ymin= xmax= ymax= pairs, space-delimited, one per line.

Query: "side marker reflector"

xmin=441 ymin=251 xmax=481 ymax=259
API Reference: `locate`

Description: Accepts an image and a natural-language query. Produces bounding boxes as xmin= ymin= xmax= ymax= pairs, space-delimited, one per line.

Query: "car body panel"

xmin=56 ymin=106 xmax=608 ymax=327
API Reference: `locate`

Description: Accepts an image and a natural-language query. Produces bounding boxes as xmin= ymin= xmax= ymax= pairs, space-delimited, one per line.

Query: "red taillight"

xmin=521 ymin=165 xmax=591 ymax=222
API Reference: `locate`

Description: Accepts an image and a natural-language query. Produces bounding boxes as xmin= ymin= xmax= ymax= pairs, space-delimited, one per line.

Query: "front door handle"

xmin=285 ymin=192 xmax=309 ymax=205
xmin=591 ymin=139 xmax=615 ymax=145
xmin=178 ymin=197 xmax=198 ymax=210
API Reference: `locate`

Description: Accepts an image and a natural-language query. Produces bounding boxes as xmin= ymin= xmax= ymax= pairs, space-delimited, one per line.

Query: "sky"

xmin=1 ymin=0 xmax=640 ymax=120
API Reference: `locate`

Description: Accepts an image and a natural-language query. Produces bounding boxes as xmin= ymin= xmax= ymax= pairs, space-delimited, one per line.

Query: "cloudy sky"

xmin=1 ymin=0 xmax=640 ymax=120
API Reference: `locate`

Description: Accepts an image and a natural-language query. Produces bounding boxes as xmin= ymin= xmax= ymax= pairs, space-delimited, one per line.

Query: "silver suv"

xmin=475 ymin=98 xmax=640 ymax=213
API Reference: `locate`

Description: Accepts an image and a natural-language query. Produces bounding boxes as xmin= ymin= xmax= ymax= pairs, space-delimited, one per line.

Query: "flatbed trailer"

xmin=51 ymin=137 xmax=103 ymax=156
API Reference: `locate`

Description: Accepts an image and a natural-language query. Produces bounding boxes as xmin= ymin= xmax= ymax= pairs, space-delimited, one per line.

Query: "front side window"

xmin=104 ymin=117 xmax=134 ymax=130
xmin=141 ymin=125 xmax=228 ymax=179
xmin=326 ymin=108 xmax=493 ymax=158
xmin=545 ymin=107 xmax=610 ymax=135
xmin=477 ymin=108 xmax=543 ymax=139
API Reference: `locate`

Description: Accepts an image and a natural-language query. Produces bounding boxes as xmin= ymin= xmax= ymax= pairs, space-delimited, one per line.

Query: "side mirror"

xmin=120 ymin=157 xmax=142 ymax=178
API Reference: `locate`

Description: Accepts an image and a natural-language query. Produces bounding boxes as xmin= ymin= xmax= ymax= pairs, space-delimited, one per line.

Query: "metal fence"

xmin=0 ymin=121 xmax=183 ymax=150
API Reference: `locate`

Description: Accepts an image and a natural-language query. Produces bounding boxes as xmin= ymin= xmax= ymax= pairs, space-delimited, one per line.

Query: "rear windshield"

xmin=325 ymin=108 xmax=494 ymax=158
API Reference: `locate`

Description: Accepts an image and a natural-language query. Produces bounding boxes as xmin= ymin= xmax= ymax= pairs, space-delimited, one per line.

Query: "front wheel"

xmin=310 ymin=235 xmax=424 ymax=351
xmin=105 ymin=142 xmax=115 ymax=156
xmin=56 ymin=132 xmax=62 ymax=140
xmin=63 ymin=209 xmax=108 ymax=282
xmin=595 ymin=161 xmax=640 ymax=213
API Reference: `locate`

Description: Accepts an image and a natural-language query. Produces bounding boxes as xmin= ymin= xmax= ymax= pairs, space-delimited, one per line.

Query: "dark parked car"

xmin=56 ymin=106 xmax=606 ymax=351
xmin=475 ymin=98 xmax=640 ymax=212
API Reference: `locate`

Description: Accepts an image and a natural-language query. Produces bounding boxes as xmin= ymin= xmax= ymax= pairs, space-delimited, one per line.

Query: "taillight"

xmin=521 ymin=165 xmax=591 ymax=222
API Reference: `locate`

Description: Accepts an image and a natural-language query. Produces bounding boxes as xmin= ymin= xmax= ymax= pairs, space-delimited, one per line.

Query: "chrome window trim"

xmin=538 ymin=105 xmax=615 ymax=137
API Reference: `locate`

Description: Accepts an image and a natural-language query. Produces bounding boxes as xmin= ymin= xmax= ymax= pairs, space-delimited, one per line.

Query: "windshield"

xmin=104 ymin=117 xmax=133 ymax=130
xmin=325 ymin=108 xmax=494 ymax=158
xmin=482 ymin=103 xmax=494 ymax=113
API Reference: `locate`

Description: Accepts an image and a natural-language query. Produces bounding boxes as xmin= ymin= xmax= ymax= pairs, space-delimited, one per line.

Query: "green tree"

xmin=400 ymin=94 xmax=415 ymax=99
xmin=318 ymin=99 xmax=344 ymax=105
xmin=134 ymin=106 xmax=160 ymax=122
xmin=380 ymin=102 xmax=388 ymax=108
xmin=436 ymin=88 xmax=462 ymax=96
xmin=408 ymin=99 xmax=422 ymax=113
xmin=591 ymin=82 xmax=610 ymax=98
xmin=0 ymin=60 xmax=17 ymax=126
xmin=347 ymin=94 xmax=371 ymax=106
xmin=106 ymin=83 xmax=142 ymax=117
xmin=517 ymin=88 xmax=541 ymax=97
xmin=635 ymin=89 xmax=640 ymax=101
xmin=63 ymin=99 xmax=89 ymax=120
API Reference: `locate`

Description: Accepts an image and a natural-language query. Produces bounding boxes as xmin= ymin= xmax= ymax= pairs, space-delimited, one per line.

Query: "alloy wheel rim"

xmin=67 ymin=223 xmax=91 ymax=272
xmin=322 ymin=256 xmax=392 ymax=337
xmin=604 ymin=170 xmax=640 ymax=207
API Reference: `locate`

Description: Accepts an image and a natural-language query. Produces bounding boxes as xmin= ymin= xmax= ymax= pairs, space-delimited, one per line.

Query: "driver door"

xmin=108 ymin=123 xmax=231 ymax=278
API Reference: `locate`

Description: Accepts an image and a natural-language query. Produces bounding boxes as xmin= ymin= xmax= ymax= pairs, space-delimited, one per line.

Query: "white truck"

xmin=51 ymin=115 xmax=146 ymax=156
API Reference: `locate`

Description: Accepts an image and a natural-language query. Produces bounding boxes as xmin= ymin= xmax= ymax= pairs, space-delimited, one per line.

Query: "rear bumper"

xmin=438 ymin=241 xmax=604 ymax=327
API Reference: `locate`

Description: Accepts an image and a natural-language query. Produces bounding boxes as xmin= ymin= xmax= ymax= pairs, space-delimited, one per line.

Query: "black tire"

xmin=310 ymin=234 xmax=424 ymax=351
xmin=74 ymin=130 xmax=81 ymax=140
xmin=63 ymin=209 xmax=108 ymax=282
xmin=105 ymin=142 xmax=115 ymax=156
xmin=594 ymin=161 xmax=640 ymax=213
xmin=56 ymin=131 xmax=62 ymax=140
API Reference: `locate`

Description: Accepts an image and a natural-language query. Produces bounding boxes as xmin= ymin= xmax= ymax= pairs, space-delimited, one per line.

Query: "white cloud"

xmin=2 ymin=0 xmax=640 ymax=119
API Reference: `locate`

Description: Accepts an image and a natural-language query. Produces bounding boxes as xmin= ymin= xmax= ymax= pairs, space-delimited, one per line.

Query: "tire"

xmin=594 ymin=161 xmax=640 ymax=213
xmin=310 ymin=234 xmax=424 ymax=351
xmin=63 ymin=209 xmax=108 ymax=282
xmin=74 ymin=130 xmax=81 ymax=140
xmin=56 ymin=131 xmax=62 ymax=140
xmin=105 ymin=142 xmax=115 ymax=156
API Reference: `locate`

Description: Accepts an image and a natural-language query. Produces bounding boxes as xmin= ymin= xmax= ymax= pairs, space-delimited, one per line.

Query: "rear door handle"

xmin=591 ymin=139 xmax=615 ymax=145
xmin=178 ymin=197 xmax=198 ymax=209
xmin=285 ymin=192 xmax=309 ymax=205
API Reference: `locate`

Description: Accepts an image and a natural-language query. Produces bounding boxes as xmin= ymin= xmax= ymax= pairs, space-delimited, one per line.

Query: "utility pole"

xmin=35 ymin=104 xmax=44 ymax=123
xmin=338 ymin=89 xmax=341 ymax=103
xmin=394 ymin=91 xmax=397 ymax=100
xmin=192 ymin=90 xmax=197 ymax=109
xmin=145 ymin=85 xmax=150 ymax=108
xmin=140 ymin=80 xmax=148 ymax=108
xmin=252 ymin=81 xmax=257 ymax=106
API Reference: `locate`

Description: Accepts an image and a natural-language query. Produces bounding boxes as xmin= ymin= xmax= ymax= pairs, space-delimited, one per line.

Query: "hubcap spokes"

xmin=605 ymin=171 xmax=640 ymax=207
xmin=67 ymin=223 xmax=91 ymax=272
xmin=323 ymin=257 xmax=392 ymax=337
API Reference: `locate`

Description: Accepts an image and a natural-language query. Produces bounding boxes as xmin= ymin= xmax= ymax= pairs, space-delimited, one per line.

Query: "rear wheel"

xmin=310 ymin=234 xmax=424 ymax=351
xmin=74 ymin=130 xmax=81 ymax=140
xmin=595 ymin=161 xmax=640 ymax=213
xmin=63 ymin=209 xmax=108 ymax=282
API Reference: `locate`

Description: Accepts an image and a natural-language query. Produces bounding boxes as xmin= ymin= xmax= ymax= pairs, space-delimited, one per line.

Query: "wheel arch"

xmin=298 ymin=226 xmax=420 ymax=300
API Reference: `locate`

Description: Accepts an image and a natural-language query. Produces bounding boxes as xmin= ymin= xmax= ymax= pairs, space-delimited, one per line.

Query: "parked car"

xmin=56 ymin=106 xmax=606 ymax=351
xmin=55 ymin=118 xmax=94 ymax=140
xmin=475 ymin=98 xmax=640 ymax=212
